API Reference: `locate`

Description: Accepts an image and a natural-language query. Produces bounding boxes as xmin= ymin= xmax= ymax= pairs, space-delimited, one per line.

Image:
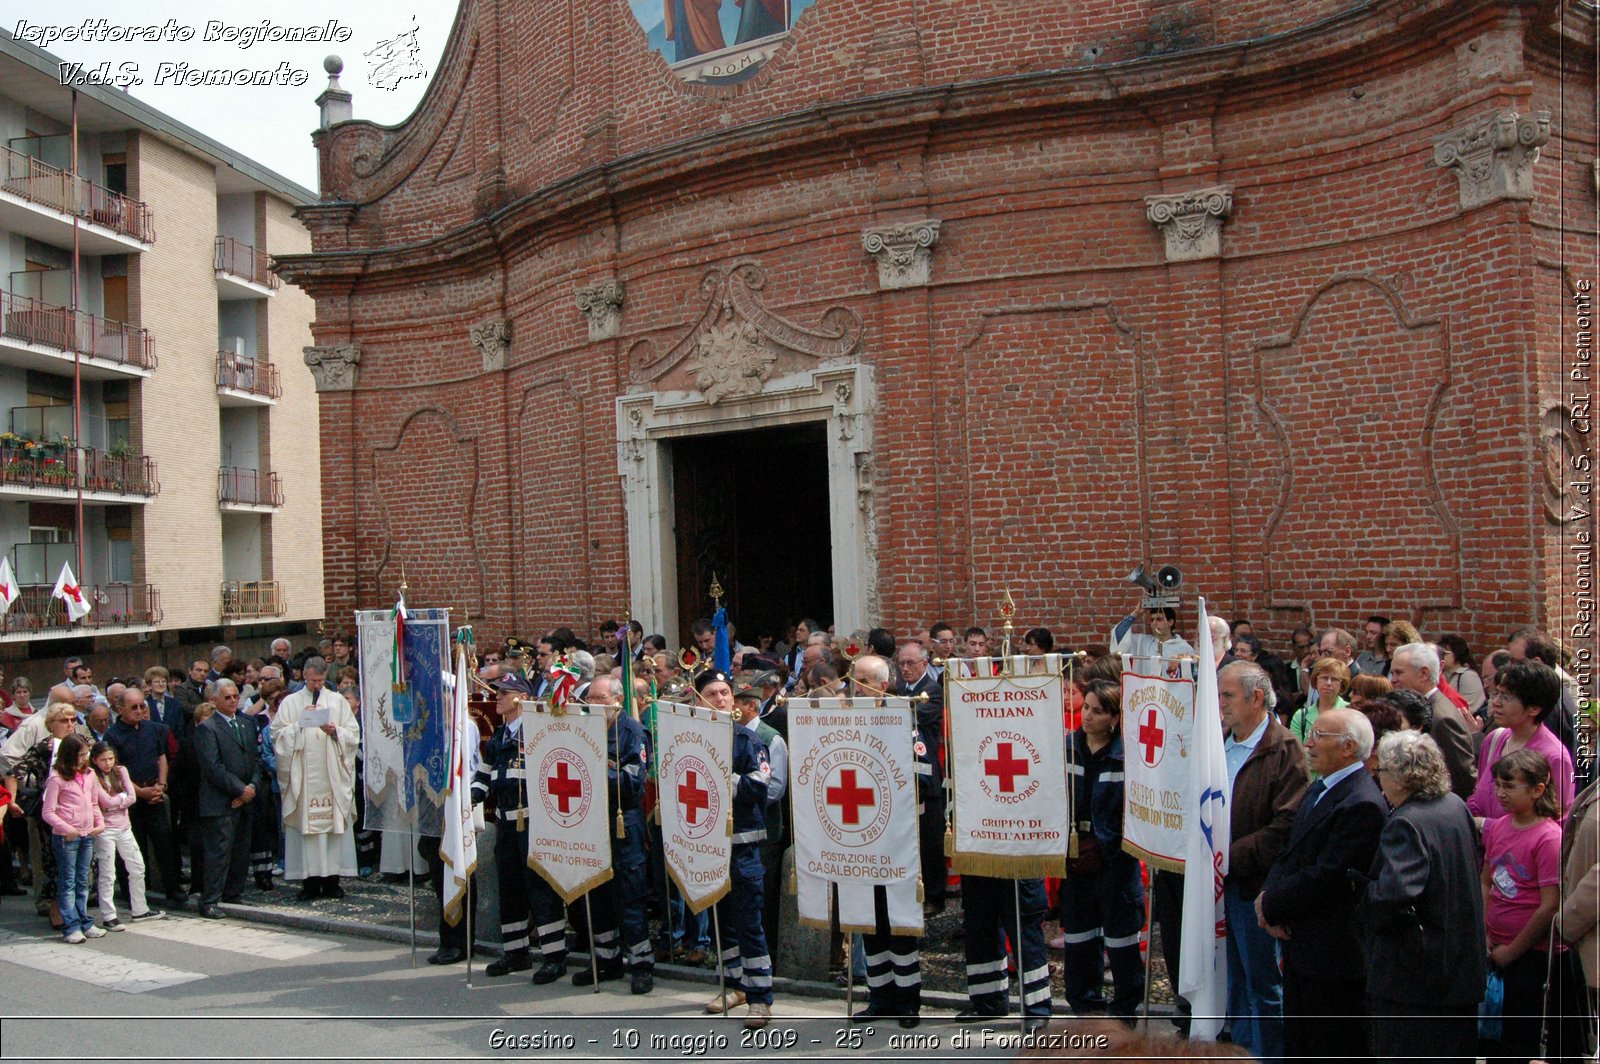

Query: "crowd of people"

xmin=0 ymin=613 xmax=1593 ymax=1059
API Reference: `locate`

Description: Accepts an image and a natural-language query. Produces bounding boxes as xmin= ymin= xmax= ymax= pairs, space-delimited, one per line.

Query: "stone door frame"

xmin=616 ymin=362 xmax=877 ymax=648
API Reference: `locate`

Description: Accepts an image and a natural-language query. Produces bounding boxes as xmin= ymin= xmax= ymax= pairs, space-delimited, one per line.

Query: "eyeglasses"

xmin=1488 ymin=692 xmax=1520 ymax=705
xmin=1308 ymin=729 xmax=1349 ymax=743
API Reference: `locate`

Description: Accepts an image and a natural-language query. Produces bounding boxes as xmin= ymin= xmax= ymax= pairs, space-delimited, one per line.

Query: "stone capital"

xmin=303 ymin=343 xmax=361 ymax=392
xmin=1144 ymin=185 xmax=1233 ymax=262
xmin=469 ymin=319 xmax=512 ymax=371
xmin=575 ymin=280 xmax=625 ymax=341
xmin=1433 ymin=109 xmax=1551 ymax=211
xmin=862 ymin=220 xmax=941 ymax=290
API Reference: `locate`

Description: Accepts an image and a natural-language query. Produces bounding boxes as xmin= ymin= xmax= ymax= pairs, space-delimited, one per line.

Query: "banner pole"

xmin=712 ymin=903 xmax=729 ymax=1018
xmin=845 ymin=928 xmax=856 ymax=1020
xmin=584 ymin=894 xmax=600 ymax=992
xmin=1014 ymin=877 xmax=1026 ymax=1035
xmin=408 ymin=826 xmax=417 ymax=968
xmin=464 ymin=867 xmax=474 ymax=988
xmin=1141 ymin=871 xmax=1154 ymax=1032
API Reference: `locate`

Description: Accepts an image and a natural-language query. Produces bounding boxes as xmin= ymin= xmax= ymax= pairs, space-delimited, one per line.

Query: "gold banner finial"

xmin=1000 ymin=588 xmax=1016 ymax=658
xmin=709 ymin=571 xmax=725 ymax=609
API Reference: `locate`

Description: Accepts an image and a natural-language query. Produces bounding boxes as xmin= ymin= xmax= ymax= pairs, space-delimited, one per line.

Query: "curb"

xmin=218 ymin=900 xmax=1176 ymax=1017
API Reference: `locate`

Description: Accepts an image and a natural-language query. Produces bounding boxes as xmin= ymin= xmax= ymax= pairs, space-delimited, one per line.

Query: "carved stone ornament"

xmin=1433 ymin=110 xmax=1551 ymax=211
xmin=861 ymin=220 xmax=941 ymax=290
xmin=629 ymin=261 xmax=864 ymax=393
xmin=303 ymin=344 xmax=361 ymax=392
xmin=575 ymin=280 xmax=625 ymax=341
xmin=1144 ymin=186 xmax=1233 ymax=262
xmin=469 ymin=319 xmax=512 ymax=372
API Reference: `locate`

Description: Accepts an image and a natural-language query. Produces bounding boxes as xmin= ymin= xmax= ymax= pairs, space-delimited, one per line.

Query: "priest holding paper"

xmin=271 ymin=657 xmax=360 ymax=900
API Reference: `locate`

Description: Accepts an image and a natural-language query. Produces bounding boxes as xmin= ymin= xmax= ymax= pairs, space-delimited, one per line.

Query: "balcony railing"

xmin=219 ymin=466 xmax=282 ymax=507
xmin=214 ymin=237 xmax=279 ymax=290
xmin=0 ymin=291 xmax=156 ymax=370
xmin=10 ymin=407 xmax=127 ymax=453
xmin=216 ymin=352 xmax=282 ymax=399
xmin=1 ymin=144 xmax=155 ymax=243
xmin=0 ymin=582 xmax=161 ymax=635
xmin=221 ymin=580 xmax=283 ymax=621
xmin=0 ymin=442 xmax=157 ymax=496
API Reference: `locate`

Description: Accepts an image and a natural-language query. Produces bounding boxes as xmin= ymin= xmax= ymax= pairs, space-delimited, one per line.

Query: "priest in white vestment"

xmin=271 ymin=657 xmax=360 ymax=899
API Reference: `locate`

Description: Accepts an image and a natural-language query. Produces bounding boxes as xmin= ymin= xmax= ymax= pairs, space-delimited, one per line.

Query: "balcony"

xmin=219 ymin=466 xmax=282 ymax=511
xmin=221 ymin=580 xmax=284 ymax=622
xmin=0 ymin=582 xmax=161 ymax=639
xmin=0 ymin=441 xmax=158 ymax=502
xmin=0 ymin=144 xmax=154 ymax=254
xmin=214 ymin=237 xmax=280 ymax=300
xmin=0 ymin=291 xmax=156 ymax=379
xmin=216 ymin=352 xmax=281 ymax=406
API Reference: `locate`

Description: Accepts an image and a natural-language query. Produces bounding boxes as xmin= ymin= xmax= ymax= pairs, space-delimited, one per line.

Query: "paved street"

xmin=0 ymin=901 xmax=1085 ymax=1062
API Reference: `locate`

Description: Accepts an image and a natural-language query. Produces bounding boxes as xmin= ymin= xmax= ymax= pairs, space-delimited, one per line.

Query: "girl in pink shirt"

xmin=90 ymin=742 xmax=163 ymax=929
xmin=40 ymin=735 xmax=103 ymax=942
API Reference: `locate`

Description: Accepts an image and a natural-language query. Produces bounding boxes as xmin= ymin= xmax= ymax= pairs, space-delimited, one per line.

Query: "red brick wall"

xmin=283 ymin=0 xmax=1597 ymax=659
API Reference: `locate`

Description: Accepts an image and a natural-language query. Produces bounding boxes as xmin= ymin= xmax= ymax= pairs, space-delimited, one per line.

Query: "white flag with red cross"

xmin=0 ymin=557 xmax=18 ymax=615
xmin=523 ymin=704 xmax=613 ymax=903
xmin=789 ymin=695 xmax=923 ymax=935
xmin=51 ymin=562 xmax=89 ymax=622
xmin=1119 ymin=660 xmax=1197 ymax=872
xmin=653 ymin=700 xmax=733 ymax=914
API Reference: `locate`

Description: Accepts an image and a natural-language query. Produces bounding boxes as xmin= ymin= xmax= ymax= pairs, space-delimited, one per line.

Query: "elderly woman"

xmin=2 ymin=703 xmax=89 ymax=928
xmin=1466 ymin=660 xmax=1575 ymax=821
xmin=1437 ymin=635 xmax=1487 ymax=719
xmin=1288 ymin=657 xmax=1350 ymax=743
xmin=1362 ymin=731 xmax=1486 ymax=1064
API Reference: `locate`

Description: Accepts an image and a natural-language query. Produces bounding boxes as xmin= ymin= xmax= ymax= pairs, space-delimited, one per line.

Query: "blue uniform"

xmin=717 ymin=723 xmax=772 ymax=1005
xmin=473 ymin=718 xmax=567 ymax=964
xmin=584 ymin=712 xmax=652 ymax=975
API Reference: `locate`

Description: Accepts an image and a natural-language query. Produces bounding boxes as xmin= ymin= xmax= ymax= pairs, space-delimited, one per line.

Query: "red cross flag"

xmin=1120 ymin=660 xmax=1197 ymax=872
xmin=51 ymin=561 xmax=90 ymax=622
xmin=654 ymin=700 xmax=733 ymax=913
xmin=789 ymin=695 xmax=922 ymax=936
xmin=523 ymin=705 xmax=612 ymax=903
xmin=0 ymin=557 xmax=18 ymax=616
xmin=947 ymin=654 xmax=1070 ymax=878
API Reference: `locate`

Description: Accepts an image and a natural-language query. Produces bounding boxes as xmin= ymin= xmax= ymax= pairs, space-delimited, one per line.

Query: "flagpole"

xmin=584 ymin=894 xmax=600 ymax=993
xmin=407 ymin=825 xmax=417 ymax=968
xmin=712 ymin=903 xmax=728 ymax=1018
xmin=1013 ymin=878 xmax=1026 ymax=1035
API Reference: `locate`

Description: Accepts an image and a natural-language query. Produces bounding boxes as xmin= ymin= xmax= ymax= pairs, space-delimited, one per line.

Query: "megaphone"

xmin=1127 ymin=564 xmax=1183 ymax=606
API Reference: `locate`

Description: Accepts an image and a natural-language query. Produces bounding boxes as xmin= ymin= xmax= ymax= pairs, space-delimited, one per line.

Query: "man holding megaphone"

xmin=1110 ymin=564 xmax=1195 ymax=664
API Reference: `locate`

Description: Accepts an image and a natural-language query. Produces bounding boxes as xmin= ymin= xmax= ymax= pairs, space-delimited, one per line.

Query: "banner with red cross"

xmin=654 ymin=700 xmax=734 ymax=914
xmin=1120 ymin=664 xmax=1197 ymax=872
xmin=946 ymin=657 xmax=1070 ymax=878
xmin=522 ymin=706 xmax=614 ymax=903
xmin=789 ymin=695 xmax=923 ymax=936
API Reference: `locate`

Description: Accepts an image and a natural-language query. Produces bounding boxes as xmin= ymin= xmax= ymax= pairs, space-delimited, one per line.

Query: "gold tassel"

xmin=943 ymin=823 xmax=955 ymax=858
xmin=615 ymin=809 xmax=625 ymax=840
xmin=1068 ymin=833 xmax=1080 ymax=860
xmin=916 ymin=875 xmax=925 ymax=904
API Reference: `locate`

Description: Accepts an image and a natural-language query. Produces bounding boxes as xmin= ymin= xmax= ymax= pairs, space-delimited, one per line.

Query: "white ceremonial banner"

xmin=439 ymin=645 xmax=480 ymax=927
xmin=946 ymin=655 xmax=1069 ymax=878
xmin=1120 ymin=661 xmax=1197 ymax=872
xmin=523 ymin=706 xmax=613 ymax=903
xmin=654 ymin=701 xmax=734 ymax=914
xmin=790 ymin=695 xmax=923 ymax=936
xmin=1178 ymin=598 xmax=1231 ymax=1042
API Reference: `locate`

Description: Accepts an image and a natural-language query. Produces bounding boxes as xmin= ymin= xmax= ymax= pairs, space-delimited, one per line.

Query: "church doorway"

xmin=669 ymin=421 xmax=833 ymax=652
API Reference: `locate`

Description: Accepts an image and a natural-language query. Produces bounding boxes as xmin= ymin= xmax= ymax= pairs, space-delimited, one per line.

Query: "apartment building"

xmin=0 ymin=31 xmax=323 ymax=664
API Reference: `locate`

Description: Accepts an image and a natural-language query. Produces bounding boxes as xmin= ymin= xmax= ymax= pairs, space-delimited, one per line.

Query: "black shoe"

xmin=1022 ymin=1015 xmax=1050 ymax=1035
xmin=485 ymin=952 xmax=533 ymax=977
xmin=531 ymin=960 xmax=565 ymax=985
xmin=254 ymin=873 xmax=274 ymax=891
xmin=956 ymin=1006 xmax=1009 ymax=1023
xmin=898 ymin=1016 xmax=921 ymax=1030
xmin=571 ymin=964 xmax=624 ymax=987
xmin=196 ymin=907 xmax=224 ymax=920
xmin=630 ymin=969 xmax=654 ymax=995
xmin=296 ymin=883 xmax=321 ymax=902
xmin=427 ymin=948 xmax=466 ymax=965
xmin=323 ymin=879 xmax=345 ymax=899
xmin=850 ymin=1009 xmax=886 ymax=1025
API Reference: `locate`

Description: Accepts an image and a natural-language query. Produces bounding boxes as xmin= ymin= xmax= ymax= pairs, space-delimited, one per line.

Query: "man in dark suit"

xmin=1256 ymin=707 xmax=1387 ymax=1060
xmin=193 ymin=679 xmax=261 ymax=919
xmin=893 ymin=640 xmax=946 ymax=917
xmin=1388 ymin=642 xmax=1475 ymax=798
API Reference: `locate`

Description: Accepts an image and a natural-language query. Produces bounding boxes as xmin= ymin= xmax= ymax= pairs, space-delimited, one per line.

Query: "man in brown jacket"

xmin=1219 ymin=661 xmax=1308 ymax=1064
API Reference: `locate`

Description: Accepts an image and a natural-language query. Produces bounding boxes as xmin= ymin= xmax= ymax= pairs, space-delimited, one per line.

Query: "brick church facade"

xmin=280 ymin=0 xmax=1597 ymax=655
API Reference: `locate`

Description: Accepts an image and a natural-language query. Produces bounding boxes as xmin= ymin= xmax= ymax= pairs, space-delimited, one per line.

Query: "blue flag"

xmin=712 ymin=606 xmax=732 ymax=674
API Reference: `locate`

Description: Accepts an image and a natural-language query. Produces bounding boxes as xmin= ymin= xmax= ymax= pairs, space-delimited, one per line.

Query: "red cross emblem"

xmin=61 ymin=582 xmax=83 ymax=604
xmin=983 ymin=742 xmax=1030 ymax=793
xmin=825 ymin=768 xmax=875 ymax=825
xmin=677 ymin=768 xmax=710 ymax=826
xmin=547 ymin=760 xmax=584 ymax=814
xmin=1138 ymin=707 xmax=1166 ymax=767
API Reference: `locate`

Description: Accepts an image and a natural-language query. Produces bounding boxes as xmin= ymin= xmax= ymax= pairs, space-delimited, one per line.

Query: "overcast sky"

xmin=23 ymin=2 xmax=455 ymax=192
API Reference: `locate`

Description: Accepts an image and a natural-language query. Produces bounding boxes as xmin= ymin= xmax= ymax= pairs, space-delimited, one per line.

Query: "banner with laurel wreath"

xmin=358 ymin=607 xmax=450 ymax=836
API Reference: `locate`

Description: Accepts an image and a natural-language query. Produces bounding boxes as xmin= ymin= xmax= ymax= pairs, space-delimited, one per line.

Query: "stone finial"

xmin=469 ymin=319 xmax=512 ymax=371
xmin=575 ymin=280 xmax=625 ymax=341
xmin=861 ymin=220 xmax=941 ymax=290
xmin=317 ymin=55 xmax=353 ymax=129
xmin=304 ymin=343 xmax=361 ymax=391
xmin=1433 ymin=109 xmax=1551 ymax=211
xmin=1144 ymin=186 xmax=1233 ymax=262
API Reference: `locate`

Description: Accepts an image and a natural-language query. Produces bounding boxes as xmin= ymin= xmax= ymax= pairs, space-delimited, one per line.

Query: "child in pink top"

xmin=90 ymin=742 xmax=163 ymax=929
xmin=1481 ymin=748 xmax=1565 ymax=1062
xmin=39 ymin=734 xmax=104 ymax=942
